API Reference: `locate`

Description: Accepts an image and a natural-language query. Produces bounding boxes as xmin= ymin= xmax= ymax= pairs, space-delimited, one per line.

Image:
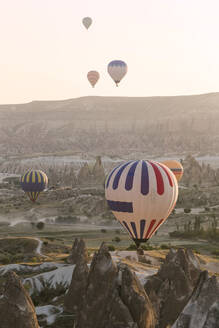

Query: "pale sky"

xmin=0 ymin=0 xmax=219 ymax=104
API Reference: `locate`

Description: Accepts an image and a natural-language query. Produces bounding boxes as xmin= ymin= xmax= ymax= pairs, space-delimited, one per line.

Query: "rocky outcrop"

xmin=77 ymin=163 xmax=92 ymax=185
xmin=76 ymin=243 xmax=119 ymax=328
xmin=67 ymin=238 xmax=88 ymax=264
xmin=145 ymin=248 xmax=201 ymax=328
xmin=121 ymin=265 xmax=156 ymax=328
xmin=92 ymin=156 xmax=105 ymax=184
xmin=172 ymin=271 xmax=219 ymax=328
xmin=0 ymin=271 xmax=39 ymax=328
xmin=64 ymin=255 xmax=89 ymax=313
xmin=66 ymin=243 xmax=155 ymax=328
xmin=181 ymin=155 xmax=219 ymax=186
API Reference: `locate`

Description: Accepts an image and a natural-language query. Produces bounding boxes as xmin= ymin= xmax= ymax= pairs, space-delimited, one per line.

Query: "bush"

xmin=141 ymin=243 xmax=154 ymax=250
xmin=184 ymin=208 xmax=191 ymax=214
xmin=108 ymin=245 xmax=115 ymax=251
xmin=113 ymin=236 xmax=121 ymax=243
xmin=126 ymin=244 xmax=137 ymax=250
xmin=36 ymin=221 xmax=45 ymax=230
xmin=211 ymin=250 xmax=219 ymax=256
xmin=160 ymin=244 xmax=170 ymax=250
xmin=0 ymin=254 xmax=11 ymax=264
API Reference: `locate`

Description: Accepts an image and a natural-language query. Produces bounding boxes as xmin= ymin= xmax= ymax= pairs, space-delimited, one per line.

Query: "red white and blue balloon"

xmin=107 ymin=60 xmax=128 ymax=86
xmin=105 ymin=160 xmax=178 ymax=245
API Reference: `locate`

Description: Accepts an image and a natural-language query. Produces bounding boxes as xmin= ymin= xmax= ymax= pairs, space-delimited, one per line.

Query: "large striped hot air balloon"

xmin=21 ymin=170 xmax=48 ymax=202
xmin=87 ymin=71 xmax=100 ymax=88
xmin=107 ymin=60 xmax=128 ymax=86
xmin=82 ymin=17 xmax=92 ymax=30
xmin=161 ymin=160 xmax=183 ymax=182
xmin=105 ymin=160 xmax=178 ymax=247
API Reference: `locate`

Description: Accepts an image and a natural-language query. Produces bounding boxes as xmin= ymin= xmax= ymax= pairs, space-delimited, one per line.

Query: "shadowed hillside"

xmin=0 ymin=93 xmax=219 ymax=156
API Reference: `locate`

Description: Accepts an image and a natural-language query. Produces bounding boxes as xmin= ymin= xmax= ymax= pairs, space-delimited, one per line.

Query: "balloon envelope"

xmin=82 ymin=17 xmax=92 ymax=29
xmin=21 ymin=170 xmax=48 ymax=202
xmin=107 ymin=60 xmax=128 ymax=86
xmin=87 ymin=71 xmax=100 ymax=88
xmin=105 ymin=160 xmax=178 ymax=246
xmin=161 ymin=160 xmax=183 ymax=182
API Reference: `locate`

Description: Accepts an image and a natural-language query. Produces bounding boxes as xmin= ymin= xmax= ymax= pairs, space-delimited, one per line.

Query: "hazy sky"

xmin=1 ymin=0 xmax=219 ymax=104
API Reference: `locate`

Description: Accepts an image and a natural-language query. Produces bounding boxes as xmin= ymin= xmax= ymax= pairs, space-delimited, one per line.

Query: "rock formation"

xmin=67 ymin=238 xmax=88 ymax=265
xmin=66 ymin=242 xmax=155 ymax=328
xmin=0 ymin=271 xmax=39 ymax=328
xmin=64 ymin=254 xmax=89 ymax=313
xmin=144 ymin=248 xmax=201 ymax=328
xmin=172 ymin=271 xmax=219 ymax=328
xmin=121 ymin=265 xmax=156 ymax=328
xmin=92 ymin=156 xmax=105 ymax=184
xmin=77 ymin=163 xmax=92 ymax=185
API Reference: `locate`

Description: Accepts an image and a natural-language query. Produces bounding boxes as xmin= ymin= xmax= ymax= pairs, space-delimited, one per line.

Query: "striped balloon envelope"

xmin=105 ymin=160 xmax=178 ymax=247
xmin=161 ymin=160 xmax=183 ymax=182
xmin=21 ymin=170 xmax=48 ymax=202
xmin=107 ymin=60 xmax=128 ymax=87
xmin=87 ymin=71 xmax=100 ymax=88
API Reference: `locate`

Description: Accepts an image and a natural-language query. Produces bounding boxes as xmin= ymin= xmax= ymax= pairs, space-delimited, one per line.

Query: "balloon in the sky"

xmin=87 ymin=71 xmax=100 ymax=88
xmin=161 ymin=160 xmax=183 ymax=182
xmin=107 ymin=60 xmax=128 ymax=86
xmin=82 ymin=17 xmax=92 ymax=29
xmin=105 ymin=160 xmax=178 ymax=247
xmin=21 ymin=170 xmax=48 ymax=202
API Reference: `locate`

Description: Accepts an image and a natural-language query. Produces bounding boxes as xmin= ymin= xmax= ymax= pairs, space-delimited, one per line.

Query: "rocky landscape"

xmin=0 ymin=93 xmax=219 ymax=157
xmin=0 ymin=94 xmax=219 ymax=327
xmin=0 ymin=240 xmax=218 ymax=328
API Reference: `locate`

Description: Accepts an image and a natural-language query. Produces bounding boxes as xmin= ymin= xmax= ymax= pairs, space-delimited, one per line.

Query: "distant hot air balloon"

xmin=105 ymin=160 xmax=178 ymax=247
xmin=87 ymin=71 xmax=100 ymax=88
xmin=21 ymin=170 xmax=48 ymax=202
xmin=161 ymin=160 xmax=183 ymax=182
xmin=82 ymin=17 xmax=92 ymax=30
xmin=107 ymin=60 xmax=128 ymax=86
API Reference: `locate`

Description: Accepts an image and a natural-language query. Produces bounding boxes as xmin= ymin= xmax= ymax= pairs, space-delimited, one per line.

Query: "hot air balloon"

xmin=82 ymin=17 xmax=92 ymax=30
xmin=161 ymin=160 xmax=183 ymax=182
xmin=105 ymin=160 xmax=178 ymax=247
xmin=107 ymin=60 xmax=128 ymax=86
xmin=87 ymin=71 xmax=100 ymax=88
xmin=21 ymin=170 xmax=48 ymax=202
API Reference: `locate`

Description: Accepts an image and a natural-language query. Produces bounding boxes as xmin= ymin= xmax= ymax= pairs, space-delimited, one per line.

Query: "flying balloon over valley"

xmin=161 ymin=160 xmax=184 ymax=182
xmin=105 ymin=160 xmax=178 ymax=247
xmin=20 ymin=170 xmax=48 ymax=202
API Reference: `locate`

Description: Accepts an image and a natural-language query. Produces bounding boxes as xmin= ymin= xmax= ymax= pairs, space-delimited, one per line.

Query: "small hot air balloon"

xmin=87 ymin=71 xmax=100 ymax=88
xmin=107 ymin=60 xmax=128 ymax=86
xmin=161 ymin=160 xmax=183 ymax=182
xmin=21 ymin=170 xmax=48 ymax=202
xmin=105 ymin=160 xmax=178 ymax=247
xmin=82 ymin=17 xmax=92 ymax=30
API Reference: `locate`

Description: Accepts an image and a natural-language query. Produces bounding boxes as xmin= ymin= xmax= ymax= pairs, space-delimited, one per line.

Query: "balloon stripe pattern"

xmin=105 ymin=160 xmax=178 ymax=244
xmin=161 ymin=160 xmax=184 ymax=182
xmin=87 ymin=71 xmax=100 ymax=88
xmin=108 ymin=60 xmax=128 ymax=86
xmin=21 ymin=170 xmax=48 ymax=202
